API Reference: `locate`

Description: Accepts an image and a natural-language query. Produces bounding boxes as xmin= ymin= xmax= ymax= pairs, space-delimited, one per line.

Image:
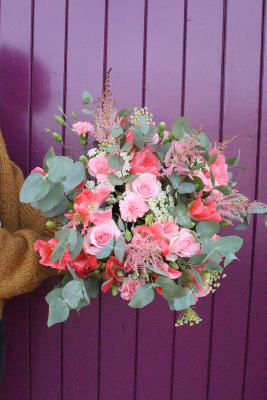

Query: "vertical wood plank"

xmin=244 ymin=2 xmax=267 ymax=398
xmin=0 ymin=1 xmax=32 ymax=398
xmin=29 ymin=1 xmax=67 ymax=399
xmin=63 ymin=2 xmax=105 ymax=400
xmin=208 ymin=2 xmax=263 ymax=399
xmin=135 ymin=2 xmax=184 ymax=400
xmin=172 ymin=2 xmax=224 ymax=399
xmin=99 ymin=2 xmax=145 ymax=399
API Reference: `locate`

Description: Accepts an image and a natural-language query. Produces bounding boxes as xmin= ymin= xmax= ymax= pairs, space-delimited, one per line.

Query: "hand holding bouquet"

xmin=20 ymin=70 xmax=267 ymax=327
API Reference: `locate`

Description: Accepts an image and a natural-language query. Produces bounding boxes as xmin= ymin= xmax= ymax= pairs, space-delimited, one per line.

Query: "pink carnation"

xmin=167 ymin=228 xmax=200 ymax=261
xmin=119 ymin=193 xmax=148 ymax=222
xmin=119 ymin=275 xmax=146 ymax=300
xmin=88 ymin=155 xmax=116 ymax=182
xmin=162 ymin=221 xmax=180 ymax=240
xmin=72 ymin=121 xmax=94 ymax=135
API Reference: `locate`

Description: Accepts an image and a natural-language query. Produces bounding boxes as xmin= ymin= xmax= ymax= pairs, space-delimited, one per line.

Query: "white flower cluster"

xmin=87 ymin=148 xmax=107 ymax=158
xmin=85 ymin=180 xmax=96 ymax=191
xmin=115 ymin=152 xmax=131 ymax=179
xmin=148 ymin=190 xmax=175 ymax=222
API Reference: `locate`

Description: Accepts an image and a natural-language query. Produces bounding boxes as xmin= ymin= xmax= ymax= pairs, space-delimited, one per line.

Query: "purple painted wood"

xmin=99 ymin=2 xmax=145 ymax=399
xmin=135 ymin=2 xmax=184 ymax=400
xmin=0 ymin=2 xmax=267 ymax=399
xmin=29 ymin=1 xmax=68 ymax=399
xmin=244 ymin=3 xmax=267 ymax=398
xmin=63 ymin=2 xmax=105 ymax=399
xmin=208 ymin=2 xmax=263 ymax=399
xmin=0 ymin=1 xmax=32 ymax=398
xmin=173 ymin=2 xmax=224 ymax=399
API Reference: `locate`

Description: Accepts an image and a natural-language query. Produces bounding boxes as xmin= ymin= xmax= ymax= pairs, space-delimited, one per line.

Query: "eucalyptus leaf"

xmin=249 ymin=203 xmax=267 ymax=214
xmin=107 ymin=174 xmax=123 ymax=186
xmin=160 ymin=142 xmax=172 ymax=159
xmin=155 ymin=277 xmax=189 ymax=301
xmin=82 ymin=109 xmax=94 ymax=114
xmin=111 ymin=125 xmax=124 ymax=139
xmin=20 ymin=173 xmax=50 ymax=203
xmin=214 ymin=185 xmax=233 ymax=195
xmin=191 ymin=268 xmax=203 ymax=287
xmin=210 ymin=168 xmax=215 ymax=187
xmin=196 ymin=221 xmax=220 ymax=239
xmin=173 ymin=203 xmax=187 ymax=217
xmin=207 ymin=153 xmax=218 ymax=165
xmin=193 ymin=176 xmax=204 ymax=191
xmin=75 ymin=297 xmax=90 ymax=313
xmin=178 ymin=182 xmax=195 ymax=194
xmin=45 ymin=288 xmax=63 ymax=305
xmin=108 ymin=154 xmax=121 ymax=169
xmin=43 ymin=148 xmax=55 ymax=173
xmin=62 ymin=280 xmax=83 ymax=309
xmin=201 ymin=236 xmax=243 ymax=263
xmin=47 ymin=156 xmax=73 ymax=183
xmin=50 ymin=240 xmax=67 ymax=264
xmin=48 ymin=297 xmax=69 ymax=327
xmin=169 ymin=290 xmax=195 ymax=311
xmin=117 ymin=105 xmax=132 ymax=121
xmin=128 ymin=284 xmax=155 ymax=308
xmin=70 ymin=235 xmax=84 ymax=260
xmin=169 ymin=171 xmax=181 ymax=189
xmin=224 ymin=253 xmax=238 ymax=267
xmin=226 ymin=150 xmax=241 ymax=166
xmin=42 ymin=196 xmax=68 ymax=217
xmin=124 ymin=174 xmax=139 ymax=183
xmin=114 ymin=236 xmax=125 ymax=262
xmin=121 ymin=121 xmax=132 ymax=131
xmin=106 ymin=145 xmax=120 ymax=153
xmin=95 ymin=238 xmax=114 ymax=259
xmin=141 ymin=124 xmax=150 ymax=135
xmin=197 ymin=131 xmax=210 ymax=151
xmin=121 ymin=141 xmax=133 ymax=152
xmin=62 ymin=273 xmax=73 ymax=287
xmin=190 ymin=253 xmax=206 ymax=266
xmin=176 ymin=216 xmax=192 ymax=227
xmin=147 ymin=124 xmax=158 ymax=137
xmin=82 ymin=91 xmax=93 ymax=105
xmin=67 ymin=228 xmax=78 ymax=252
xmin=205 ymin=261 xmax=223 ymax=274
xmin=38 ymin=182 xmax=65 ymax=212
xmin=63 ymin=161 xmax=85 ymax=192
xmin=84 ymin=275 xmax=99 ymax=298
xmin=146 ymin=265 xmax=169 ymax=277
xmin=170 ymin=117 xmax=190 ymax=139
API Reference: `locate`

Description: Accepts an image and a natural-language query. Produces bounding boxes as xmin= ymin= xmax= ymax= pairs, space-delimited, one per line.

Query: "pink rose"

xmin=72 ymin=121 xmax=94 ymax=135
xmin=162 ymin=221 xmax=180 ymax=240
xmin=131 ymin=146 xmax=161 ymax=176
xmin=119 ymin=275 xmax=146 ymax=300
xmin=205 ymin=148 xmax=228 ymax=186
xmin=119 ymin=193 xmax=148 ymax=222
xmin=167 ymin=228 xmax=200 ymax=261
xmin=83 ymin=220 xmax=121 ymax=256
xmin=88 ymin=155 xmax=116 ymax=182
xmin=194 ymin=171 xmax=213 ymax=192
xmin=131 ymin=173 xmax=161 ymax=201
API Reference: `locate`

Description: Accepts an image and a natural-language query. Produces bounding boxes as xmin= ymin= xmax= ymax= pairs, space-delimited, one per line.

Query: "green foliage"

xmin=197 ymin=131 xmax=210 ymax=151
xmin=249 ymin=203 xmax=267 ymax=213
xmin=226 ymin=150 xmax=241 ymax=166
xmin=170 ymin=117 xmax=190 ymax=139
xmin=207 ymin=153 xmax=218 ymax=165
xmin=121 ymin=141 xmax=133 ymax=152
xmin=160 ymin=142 xmax=172 ymax=159
xmin=38 ymin=182 xmax=65 ymax=212
xmin=196 ymin=220 xmax=220 ymax=239
xmin=107 ymin=174 xmax=123 ymax=186
xmin=106 ymin=145 xmax=120 ymax=153
xmin=235 ymin=212 xmax=251 ymax=230
xmin=117 ymin=105 xmax=132 ymax=121
xmin=146 ymin=264 xmax=169 ymax=277
xmin=204 ymin=261 xmax=223 ymax=274
xmin=62 ymin=280 xmax=83 ymax=309
xmin=201 ymin=236 xmax=243 ymax=263
xmin=224 ymin=253 xmax=238 ymax=267
xmin=111 ymin=125 xmax=124 ymax=139
xmin=76 ymin=297 xmax=90 ymax=313
xmin=108 ymin=154 xmax=121 ymax=168
xmin=62 ymin=161 xmax=85 ymax=192
xmin=70 ymin=235 xmax=83 ymax=260
xmin=45 ymin=288 xmax=63 ymax=305
xmin=114 ymin=236 xmax=125 ymax=262
xmin=124 ymin=174 xmax=139 ymax=183
xmin=189 ymin=253 xmax=206 ymax=266
xmin=214 ymin=185 xmax=233 ymax=195
xmin=96 ymin=237 xmax=114 ymax=259
xmin=210 ymin=168 xmax=215 ymax=187
xmin=46 ymin=156 xmax=73 ymax=183
xmin=82 ymin=109 xmax=94 ymax=114
xmin=42 ymin=197 xmax=68 ymax=217
xmin=43 ymin=147 xmax=55 ymax=173
xmin=50 ymin=240 xmax=67 ymax=264
xmin=72 ymin=111 xmax=77 ymax=120
xmin=169 ymin=290 xmax=195 ymax=311
xmin=155 ymin=277 xmax=188 ymax=301
xmin=84 ymin=275 xmax=99 ymax=298
xmin=128 ymin=284 xmax=155 ymax=308
xmin=20 ymin=172 xmax=50 ymax=203
xmin=169 ymin=171 xmax=181 ymax=189
xmin=177 ymin=182 xmax=195 ymax=194
xmin=82 ymin=91 xmax=93 ymax=105
xmin=55 ymin=115 xmax=66 ymax=126
xmin=48 ymin=297 xmax=70 ymax=327
xmin=191 ymin=267 xmax=203 ymax=287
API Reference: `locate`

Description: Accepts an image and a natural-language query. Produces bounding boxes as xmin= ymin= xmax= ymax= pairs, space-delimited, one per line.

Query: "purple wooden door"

xmin=0 ymin=1 xmax=266 ymax=399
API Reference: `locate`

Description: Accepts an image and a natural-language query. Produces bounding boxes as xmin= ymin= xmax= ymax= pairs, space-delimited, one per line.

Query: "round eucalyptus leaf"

xmin=20 ymin=172 xmax=50 ymax=203
xmin=63 ymin=161 xmax=85 ymax=192
xmin=47 ymin=297 xmax=70 ymax=327
xmin=38 ymin=182 xmax=65 ymax=212
xmin=47 ymin=156 xmax=74 ymax=182
xmin=62 ymin=280 xmax=83 ymax=309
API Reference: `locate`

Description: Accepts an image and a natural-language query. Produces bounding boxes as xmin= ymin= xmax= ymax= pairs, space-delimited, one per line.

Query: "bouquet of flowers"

xmin=20 ymin=70 xmax=267 ymax=327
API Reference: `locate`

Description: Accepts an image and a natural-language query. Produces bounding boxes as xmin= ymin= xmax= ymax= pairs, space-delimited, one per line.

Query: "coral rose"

xmin=88 ymin=155 xmax=116 ymax=182
xmin=71 ymin=251 xmax=99 ymax=278
xmin=189 ymin=198 xmax=221 ymax=222
xmin=83 ymin=220 xmax=121 ymax=256
xmin=205 ymin=148 xmax=228 ymax=186
xmin=162 ymin=221 xmax=180 ymax=240
xmin=167 ymin=228 xmax=200 ymax=261
xmin=119 ymin=193 xmax=148 ymax=222
xmin=34 ymin=238 xmax=71 ymax=270
xmin=131 ymin=172 xmax=162 ymax=201
xmin=130 ymin=146 xmax=161 ymax=176
xmin=72 ymin=121 xmax=94 ymax=135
